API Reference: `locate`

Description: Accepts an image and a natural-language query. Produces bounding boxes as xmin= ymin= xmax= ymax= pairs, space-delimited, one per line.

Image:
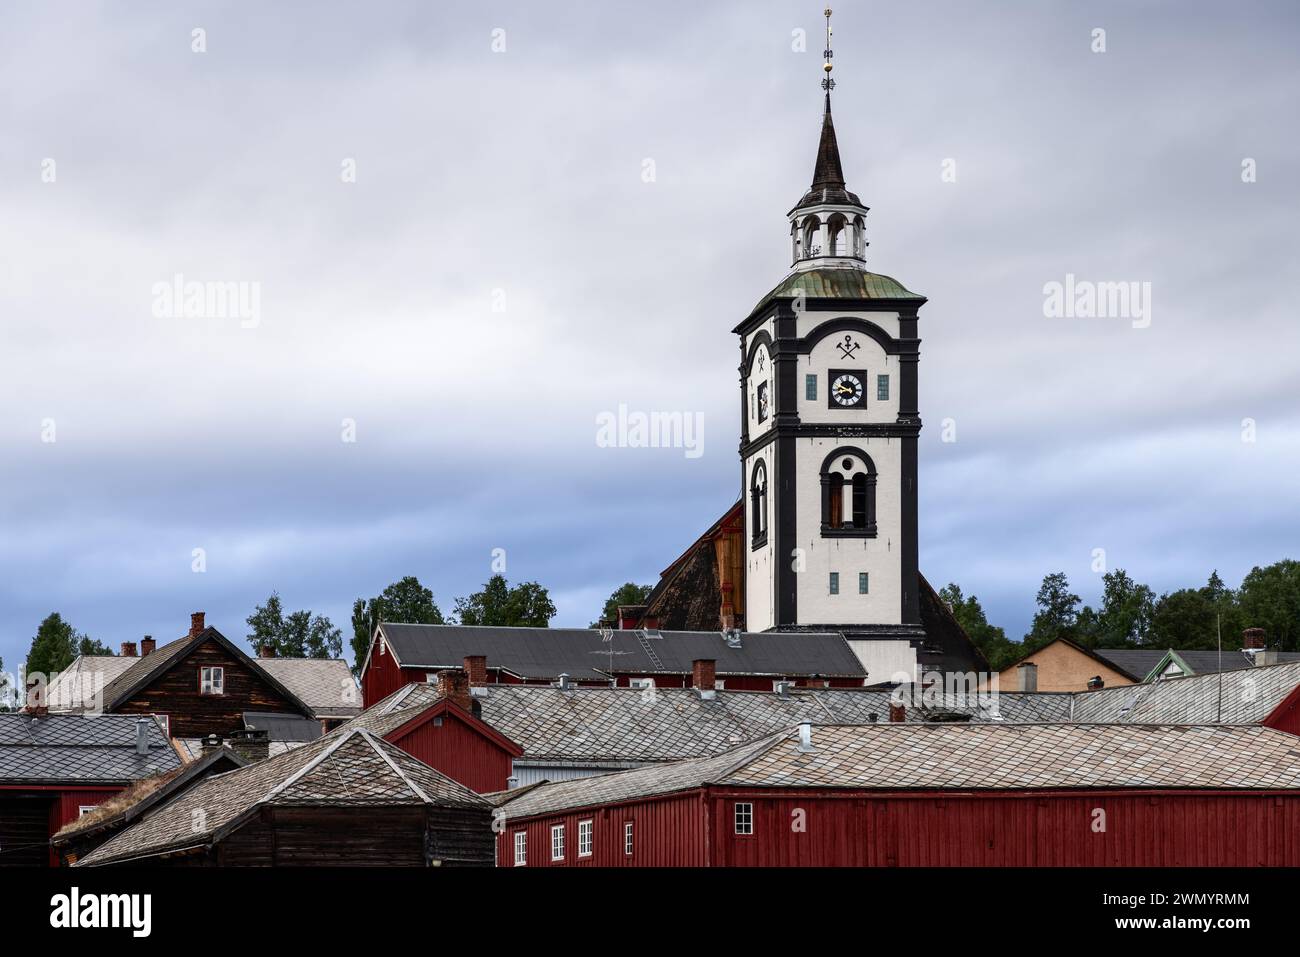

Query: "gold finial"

xmin=822 ymin=8 xmax=835 ymax=92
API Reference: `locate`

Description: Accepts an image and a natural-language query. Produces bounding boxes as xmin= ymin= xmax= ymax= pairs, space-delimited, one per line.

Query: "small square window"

xmin=877 ymin=374 xmax=890 ymax=401
xmin=859 ymin=572 xmax=869 ymax=594
xmin=829 ymin=572 xmax=839 ymax=595
xmin=805 ymin=374 xmax=818 ymax=401
xmin=200 ymin=666 xmax=224 ymax=696
xmin=578 ymin=820 xmax=593 ymax=857
xmin=624 ymin=821 xmax=634 ymax=856
xmin=735 ymin=802 xmax=754 ymax=835
xmin=551 ymin=824 xmax=565 ymax=861
xmin=78 ymin=805 xmax=97 ymax=818
xmin=513 ymin=831 xmax=527 ymax=866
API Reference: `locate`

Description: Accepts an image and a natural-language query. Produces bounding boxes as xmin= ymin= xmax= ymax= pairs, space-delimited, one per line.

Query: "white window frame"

xmin=624 ymin=821 xmax=634 ymax=856
xmin=154 ymin=713 xmax=169 ymax=737
xmin=550 ymin=823 xmax=565 ymax=861
xmin=200 ymin=665 xmax=224 ymax=696
xmin=629 ymin=678 xmax=655 ymax=690
xmin=578 ymin=819 xmax=593 ymax=857
xmin=513 ymin=830 xmax=526 ymax=866
xmin=78 ymin=805 xmax=97 ymax=817
xmin=735 ymin=802 xmax=754 ymax=835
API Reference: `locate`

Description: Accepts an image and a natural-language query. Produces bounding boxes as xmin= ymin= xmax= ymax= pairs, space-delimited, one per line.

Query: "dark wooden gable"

xmin=112 ymin=633 xmax=313 ymax=739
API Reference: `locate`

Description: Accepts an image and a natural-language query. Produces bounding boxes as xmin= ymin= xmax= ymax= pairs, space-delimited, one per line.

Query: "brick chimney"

xmin=140 ymin=635 xmax=156 ymax=656
xmin=464 ymin=655 xmax=488 ymax=687
xmin=1017 ymin=661 xmax=1038 ymax=693
xmin=692 ymin=658 xmax=716 ymax=692
xmin=436 ymin=669 xmax=472 ymax=712
xmin=1243 ymin=627 xmax=1266 ymax=651
xmin=189 ymin=612 xmax=206 ymax=637
xmin=120 ymin=641 xmax=138 ymax=657
xmin=888 ymin=701 xmax=906 ymax=723
xmin=227 ymin=728 xmax=269 ymax=763
xmin=259 ymin=644 xmax=276 ymax=658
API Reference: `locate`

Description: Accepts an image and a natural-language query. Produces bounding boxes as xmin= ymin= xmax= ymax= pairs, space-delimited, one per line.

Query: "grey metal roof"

xmin=0 ymin=712 xmax=182 ymax=785
xmin=243 ymin=711 xmax=324 ymax=743
xmin=76 ymin=726 xmax=489 ymax=866
xmin=497 ymin=723 xmax=1300 ymax=819
xmin=375 ymin=623 xmax=867 ymax=681
xmin=45 ymin=655 xmax=134 ymax=710
xmin=1093 ymin=648 xmax=1300 ymax=680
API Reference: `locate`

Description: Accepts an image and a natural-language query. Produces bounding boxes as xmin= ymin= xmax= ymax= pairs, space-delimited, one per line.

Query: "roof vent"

xmin=723 ymin=629 xmax=743 ymax=649
xmin=557 ymin=673 xmax=572 ymax=691
xmin=797 ymin=721 xmax=814 ymax=753
xmin=774 ymin=680 xmax=794 ymax=698
xmin=506 ymin=775 xmax=519 ymax=790
xmin=135 ymin=718 xmax=151 ymax=756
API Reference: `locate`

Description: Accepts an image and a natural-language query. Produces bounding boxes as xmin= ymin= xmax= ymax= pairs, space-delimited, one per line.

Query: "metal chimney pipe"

xmin=797 ymin=721 xmax=814 ymax=752
xmin=135 ymin=717 xmax=150 ymax=756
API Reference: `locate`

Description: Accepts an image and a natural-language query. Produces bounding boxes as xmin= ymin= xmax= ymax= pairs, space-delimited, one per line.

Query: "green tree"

xmin=938 ymin=583 xmax=1018 ymax=671
xmin=1238 ymin=559 xmax=1300 ymax=651
xmin=1023 ymin=572 xmax=1081 ymax=652
xmin=350 ymin=576 xmax=445 ymax=675
xmin=1077 ymin=569 xmax=1157 ymax=648
xmin=454 ymin=574 xmax=556 ymax=627
xmin=24 ymin=612 xmax=83 ymax=678
xmin=246 ymin=592 xmax=343 ymax=659
xmin=78 ymin=636 xmax=113 ymax=656
xmin=1149 ymin=571 xmax=1244 ymax=649
xmin=593 ymin=582 xmax=654 ymax=627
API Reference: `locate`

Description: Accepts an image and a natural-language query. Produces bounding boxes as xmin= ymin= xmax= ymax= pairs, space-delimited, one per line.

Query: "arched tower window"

xmin=820 ymin=448 xmax=877 ymax=537
xmin=801 ymin=217 xmax=821 ymax=258
xmin=827 ymin=213 xmax=848 ymax=256
xmin=750 ymin=460 xmax=768 ymax=548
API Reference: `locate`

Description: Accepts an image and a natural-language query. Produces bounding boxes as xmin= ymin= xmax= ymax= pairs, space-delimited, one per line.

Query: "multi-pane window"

xmin=859 ymin=572 xmax=869 ymax=594
xmin=829 ymin=572 xmax=839 ymax=595
xmin=550 ymin=824 xmax=565 ymax=861
xmin=199 ymin=666 xmax=224 ymax=695
xmin=154 ymin=714 xmax=169 ymax=737
xmin=805 ymin=374 xmax=818 ymax=400
xmin=735 ymin=802 xmax=754 ymax=835
xmin=513 ymin=831 xmax=527 ymax=866
xmin=877 ymin=374 xmax=890 ymax=401
xmin=624 ymin=821 xmax=634 ymax=856
xmin=578 ymin=820 xmax=593 ymax=857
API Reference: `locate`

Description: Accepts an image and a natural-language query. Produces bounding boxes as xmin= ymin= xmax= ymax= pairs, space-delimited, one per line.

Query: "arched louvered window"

xmin=820 ymin=448 xmax=877 ymax=537
xmin=750 ymin=460 xmax=768 ymax=548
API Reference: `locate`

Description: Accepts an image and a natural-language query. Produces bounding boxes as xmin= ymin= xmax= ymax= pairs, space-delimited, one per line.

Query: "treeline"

xmin=14 ymin=573 xmax=559 ymax=682
xmin=942 ymin=559 xmax=1300 ymax=672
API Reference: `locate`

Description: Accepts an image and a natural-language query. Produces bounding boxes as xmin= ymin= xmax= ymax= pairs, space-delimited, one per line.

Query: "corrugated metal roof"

xmin=377 ymin=623 xmax=867 ymax=680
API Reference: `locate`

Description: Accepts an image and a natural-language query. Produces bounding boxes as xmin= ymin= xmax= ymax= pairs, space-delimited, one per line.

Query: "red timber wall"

xmin=706 ymin=790 xmax=1300 ymax=867
xmin=1265 ymin=684 xmax=1300 ymax=736
xmin=387 ymin=711 xmax=515 ymax=794
xmin=0 ymin=785 xmax=120 ymax=866
xmin=496 ymin=792 xmax=708 ymax=867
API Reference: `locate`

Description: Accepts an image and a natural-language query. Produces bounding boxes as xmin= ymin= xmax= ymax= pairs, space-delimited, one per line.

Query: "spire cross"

xmin=821 ymin=8 xmax=835 ymax=94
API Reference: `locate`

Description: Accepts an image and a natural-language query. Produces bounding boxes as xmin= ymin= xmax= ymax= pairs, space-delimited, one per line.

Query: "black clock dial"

xmin=829 ymin=372 xmax=863 ymax=407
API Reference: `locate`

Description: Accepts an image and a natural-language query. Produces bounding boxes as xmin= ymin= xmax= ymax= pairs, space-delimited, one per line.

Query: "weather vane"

xmin=822 ymin=7 xmax=835 ymax=93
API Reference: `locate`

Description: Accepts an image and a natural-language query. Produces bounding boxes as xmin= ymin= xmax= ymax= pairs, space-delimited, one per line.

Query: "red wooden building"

xmin=348 ymin=667 xmax=523 ymax=793
xmin=494 ymin=722 xmax=1300 ymax=867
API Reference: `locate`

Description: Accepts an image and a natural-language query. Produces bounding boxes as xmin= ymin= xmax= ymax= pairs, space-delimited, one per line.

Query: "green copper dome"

xmin=754 ymin=268 xmax=924 ymax=313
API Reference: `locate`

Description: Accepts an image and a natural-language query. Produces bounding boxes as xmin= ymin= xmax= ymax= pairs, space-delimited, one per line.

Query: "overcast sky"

xmin=2 ymin=0 xmax=1297 ymax=675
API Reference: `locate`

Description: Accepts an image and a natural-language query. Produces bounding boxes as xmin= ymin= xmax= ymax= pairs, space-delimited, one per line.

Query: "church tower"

xmin=737 ymin=10 xmax=925 ymax=652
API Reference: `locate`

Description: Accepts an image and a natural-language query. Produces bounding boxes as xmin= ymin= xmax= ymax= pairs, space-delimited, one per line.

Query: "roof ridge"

xmin=357 ymin=729 xmax=433 ymax=804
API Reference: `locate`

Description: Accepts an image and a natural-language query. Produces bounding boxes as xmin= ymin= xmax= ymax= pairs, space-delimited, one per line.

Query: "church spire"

xmin=787 ymin=8 xmax=868 ymax=268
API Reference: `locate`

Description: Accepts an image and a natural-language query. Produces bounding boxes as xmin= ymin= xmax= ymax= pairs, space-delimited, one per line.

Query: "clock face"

xmin=829 ymin=371 xmax=865 ymax=408
xmin=756 ymin=381 xmax=770 ymax=422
